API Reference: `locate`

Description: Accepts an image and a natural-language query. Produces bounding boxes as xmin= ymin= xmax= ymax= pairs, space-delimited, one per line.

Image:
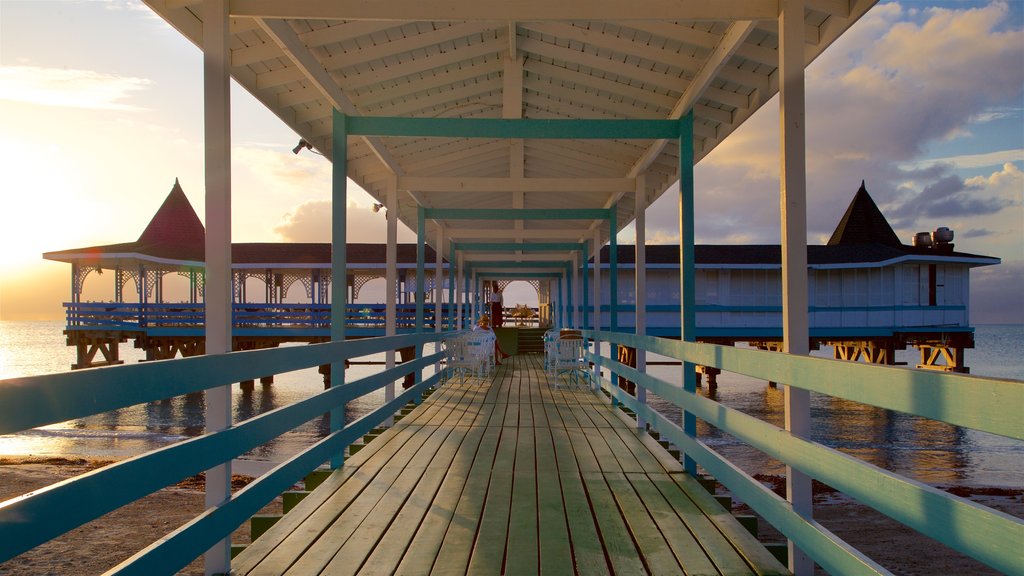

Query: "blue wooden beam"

xmin=469 ymin=261 xmax=568 ymax=269
xmin=480 ymin=272 xmax=562 ymax=279
xmin=425 ymin=208 xmax=610 ymax=221
xmin=345 ymin=116 xmax=681 ymax=140
xmin=454 ymin=242 xmax=585 ymax=252
xmin=330 ymin=109 xmax=347 ymax=468
xmin=679 ymin=110 xmax=697 ymax=475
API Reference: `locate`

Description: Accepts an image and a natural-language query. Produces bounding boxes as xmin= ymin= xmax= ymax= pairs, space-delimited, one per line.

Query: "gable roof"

xmin=827 ymin=181 xmax=902 ymax=247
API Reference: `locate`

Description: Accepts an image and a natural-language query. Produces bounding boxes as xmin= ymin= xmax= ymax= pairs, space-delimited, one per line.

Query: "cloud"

xmin=962 ymin=228 xmax=995 ymax=239
xmin=642 ymin=1 xmax=1024 ymax=253
xmin=274 ymin=200 xmax=416 ymax=244
xmin=970 ymin=261 xmax=1024 ymax=324
xmin=0 ymin=66 xmax=152 ymax=110
xmin=903 ymin=149 xmax=1024 ymax=171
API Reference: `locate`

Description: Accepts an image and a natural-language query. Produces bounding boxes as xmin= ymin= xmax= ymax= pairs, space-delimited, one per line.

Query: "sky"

xmin=0 ymin=0 xmax=1021 ymax=322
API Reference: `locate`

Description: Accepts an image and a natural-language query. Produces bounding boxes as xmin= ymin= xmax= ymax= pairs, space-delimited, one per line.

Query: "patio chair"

xmin=546 ymin=333 xmax=592 ymax=389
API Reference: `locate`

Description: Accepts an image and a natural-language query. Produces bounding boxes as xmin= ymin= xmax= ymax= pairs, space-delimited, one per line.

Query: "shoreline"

xmin=2 ymin=456 xmax=1020 ymax=575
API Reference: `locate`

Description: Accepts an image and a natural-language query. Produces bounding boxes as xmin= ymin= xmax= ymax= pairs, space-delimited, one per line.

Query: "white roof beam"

xmin=229 ymin=0 xmax=780 ymax=21
xmin=367 ymin=77 xmax=503 ymax=116
xmin=298 ymin=20 xmax=406 ymax=48
xmin=628 ymin=20 xmax=756 ymax=180
xmin=518 ymin=37 xmax=688 ymax=94
xmin=342 ymin=35 xmax=506 ymax=90
xmin=520 ymin=22 xmax=703 ymax=75
xmin=320 ymin=22 xmax=495 ymax=70
xmin=256 ymin=17 xmax=405 ymax=176
xmin=354 ymin=59 xmax=498 ymax=108
xmin=523 ymin=59 xmax=677 ymax=111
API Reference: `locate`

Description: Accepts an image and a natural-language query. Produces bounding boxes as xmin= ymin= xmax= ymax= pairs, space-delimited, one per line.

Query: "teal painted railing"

xmin=582 ymin=329 xmax=1023 ymax=575
xmin=0 ymin=331 xmax=449 ymax=573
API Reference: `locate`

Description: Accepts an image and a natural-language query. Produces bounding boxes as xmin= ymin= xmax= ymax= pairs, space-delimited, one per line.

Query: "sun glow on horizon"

xmin=0 ymin=136 xmax=99 ymax=277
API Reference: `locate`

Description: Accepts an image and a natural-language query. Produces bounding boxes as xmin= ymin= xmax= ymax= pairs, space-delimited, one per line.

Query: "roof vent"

xmin=932 ymin=227 xmax=954 ymax=244
xmin=912 ymin=232 xmax=933 ymax=247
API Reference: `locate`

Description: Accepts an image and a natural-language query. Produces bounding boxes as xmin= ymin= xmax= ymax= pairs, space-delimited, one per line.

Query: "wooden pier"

xmin=234 ymin=354 xmax=787 ymax=575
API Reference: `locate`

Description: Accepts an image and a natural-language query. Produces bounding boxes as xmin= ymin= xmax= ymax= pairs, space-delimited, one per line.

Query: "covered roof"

xmin=44 ymin=181 xmax=441 ymax=269
xmin=142 ymin=0 xmax=879 ymax=268
xmin=598 ymin=244 xmax=999 ymax=268
xmin=827 ymin=181 xmax=902 ymax=247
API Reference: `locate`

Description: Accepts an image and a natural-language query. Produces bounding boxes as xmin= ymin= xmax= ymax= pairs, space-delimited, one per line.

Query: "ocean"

xmin=1 ymin=320 xmax=1021 ymax=488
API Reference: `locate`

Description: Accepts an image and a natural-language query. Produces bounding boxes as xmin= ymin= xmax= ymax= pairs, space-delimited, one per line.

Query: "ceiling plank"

xmin=229 ymin=0 xmax=780 ymax=21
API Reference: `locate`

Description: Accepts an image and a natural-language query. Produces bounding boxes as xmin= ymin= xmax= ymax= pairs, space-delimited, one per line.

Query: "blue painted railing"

xmin=63 ymin=302 xmax=471 ymax=333
xmin=0 ymin=331 xmax=449 ymax=573
xmin=582 ymin=329 xmax=1023 ymax=575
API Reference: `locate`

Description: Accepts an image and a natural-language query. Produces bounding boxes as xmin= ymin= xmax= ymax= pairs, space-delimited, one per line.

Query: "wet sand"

xmin=0 ymin=458 xmax=1020 ymax=575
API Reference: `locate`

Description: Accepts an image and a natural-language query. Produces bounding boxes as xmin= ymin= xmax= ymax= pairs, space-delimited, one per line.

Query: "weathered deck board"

xmin=234 ymin=354 xmax=790 ymax=575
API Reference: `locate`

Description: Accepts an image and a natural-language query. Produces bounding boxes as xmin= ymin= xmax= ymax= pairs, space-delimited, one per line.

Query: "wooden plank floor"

xmin=234 ymin=354 xmax=790 ymax=575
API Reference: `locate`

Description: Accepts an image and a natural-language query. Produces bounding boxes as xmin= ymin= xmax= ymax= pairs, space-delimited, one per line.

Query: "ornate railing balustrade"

xmin=63 ymin=302 xmax=462 ymax=333
xmin=582 ymin=329 xmax=1023 ymax=575
xmin=0 ymin=332 xmax=447 ymax=573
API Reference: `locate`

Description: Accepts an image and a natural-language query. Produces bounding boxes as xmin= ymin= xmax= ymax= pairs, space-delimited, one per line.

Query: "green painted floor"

xmin=233 ymin=354 xmax=789 ymax=575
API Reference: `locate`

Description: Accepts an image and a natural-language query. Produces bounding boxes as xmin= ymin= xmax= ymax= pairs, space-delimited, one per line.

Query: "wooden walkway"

xmin=233 ymin=355 xmax=789 ymax=575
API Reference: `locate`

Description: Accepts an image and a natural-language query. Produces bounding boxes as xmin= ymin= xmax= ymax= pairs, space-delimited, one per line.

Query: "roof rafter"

xmin=228 ymin=0 xmax=780 ymax=21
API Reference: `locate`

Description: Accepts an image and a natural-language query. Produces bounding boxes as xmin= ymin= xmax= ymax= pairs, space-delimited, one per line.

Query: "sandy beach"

xmin=1 ymin=457 xmax=1019 ymax=575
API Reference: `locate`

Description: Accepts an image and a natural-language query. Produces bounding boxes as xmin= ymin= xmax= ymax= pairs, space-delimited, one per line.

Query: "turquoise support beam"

xmin=415 ymin=207 xmax=425 ymax=386
xmin=345 ymin=116 xmax=681 ymax=140
xmin=469 ymin=261 xmax=567 ymax=270
xmin=566 ymin=263 xmax=573 ymax=328
xmin=425 ymin=208 xmax=609 ymax=221
xmin=480 ymin=272 xmax=562 ymax=278
xmin=610 ymin=206 xmax=618 ymax=332
xmin=582 ymin=243 xmax=589 ymax=329
xmin=448 ymin=239 xmax=455 ymax=330
xmin=610 ymin=204 xmax=618 ymax=393
xmin=330 ymin=109 xmax=348 ymax=468
xmin=455 ymin=242 xmax=585 ymax=252
xmin=679 ymin=110 xmax=697 ymax=475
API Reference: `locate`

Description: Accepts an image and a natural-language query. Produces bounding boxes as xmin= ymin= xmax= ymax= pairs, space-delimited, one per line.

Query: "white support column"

xmin=780 ymin=0 xmax=813 ymax=573
xmin=634 ymin=175 xmax=648 ymax=430
xmin=592 ymin=231 xmax=602 ymax=388
xmin=385 ymin=179 xmax=397 ymax=426
xmin=202 ymin=0 xmax=232 ymax=573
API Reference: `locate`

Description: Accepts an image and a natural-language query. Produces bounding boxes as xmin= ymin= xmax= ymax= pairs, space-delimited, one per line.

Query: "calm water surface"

xmin=1 ymin=320 xmax=1021 ymax=488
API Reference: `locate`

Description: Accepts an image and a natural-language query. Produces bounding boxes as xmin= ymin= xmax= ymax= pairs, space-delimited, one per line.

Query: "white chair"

xmin=443 ymin=331 xmax=494 ymax=383
xmin=547 ymin=334 xmax=591 ymax=389
xmin=542 ymin=329 xmax=560 ymax=372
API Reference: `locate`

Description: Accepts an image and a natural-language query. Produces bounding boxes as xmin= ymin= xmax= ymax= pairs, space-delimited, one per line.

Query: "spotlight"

xmin=372 ymin=203 xmax=385 ymax=213
xmin=292 ymin=139 xmax=312 ymax=154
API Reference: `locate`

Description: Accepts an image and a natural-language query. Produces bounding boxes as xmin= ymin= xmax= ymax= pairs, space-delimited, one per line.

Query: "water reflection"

xmin=642 ymin=362 xmax=988 ymax=487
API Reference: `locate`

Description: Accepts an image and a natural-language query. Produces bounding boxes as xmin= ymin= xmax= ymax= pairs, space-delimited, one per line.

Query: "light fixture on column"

xmin=372 ymin=203 xmax=385 ymax=213
xmin=292 ymin=139 xmax=312 ymax=154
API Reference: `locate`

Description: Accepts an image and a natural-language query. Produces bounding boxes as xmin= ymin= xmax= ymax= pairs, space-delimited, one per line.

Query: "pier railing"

xmin=582 ymin=329 xmax=1023 ymax=575
xmin=64 ymin=302 xmax=460 ymax=333
xmin=0 ymin=331 xmax=448 ymax=573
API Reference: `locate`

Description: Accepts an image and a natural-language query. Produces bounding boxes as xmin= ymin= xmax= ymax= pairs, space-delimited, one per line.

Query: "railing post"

xmin=331 ymin=109 xmax=348 ymax=468
xmin=415 ymin=206 xmax=425 ymax=392
xmin=780 ymin=0 xmax=813 ymax=572
xmin=635 ymin=174 xmax=648 ymax=430
xmin=385 ymin=176 xmax=397 ymax=426
xmin=202 ymin=0 xmax=232 ymax=572
xmin=679 ymin=110 xmax=697 ymax=475
xmin=592 ymin=230 xmax=602 ymax=390
xmin=609 ymin=204 xmax=619 ymax=400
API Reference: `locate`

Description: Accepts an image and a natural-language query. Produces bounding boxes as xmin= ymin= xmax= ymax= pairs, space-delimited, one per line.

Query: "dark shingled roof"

xmin=827 ymin=181 xmax=902 ymax=247
xmin=45 ymin=180 xmax=441 ymax=265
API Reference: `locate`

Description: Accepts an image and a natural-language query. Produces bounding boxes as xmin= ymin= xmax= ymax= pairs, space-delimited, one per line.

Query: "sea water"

xmin=1 ymin=320 xmax=1021 ymax=488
